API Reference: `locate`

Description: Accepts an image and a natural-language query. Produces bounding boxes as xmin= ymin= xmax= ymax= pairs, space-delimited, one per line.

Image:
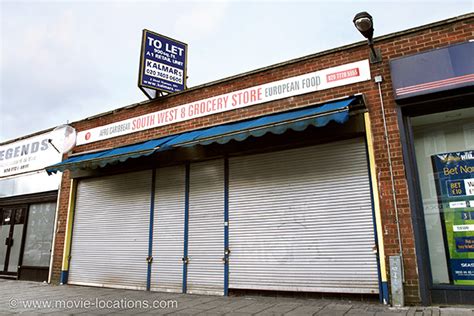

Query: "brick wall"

xmin=50 ymin=15 xmax=474 ymax=304
xmin=51 ymin=170 xmax=71 ymax=283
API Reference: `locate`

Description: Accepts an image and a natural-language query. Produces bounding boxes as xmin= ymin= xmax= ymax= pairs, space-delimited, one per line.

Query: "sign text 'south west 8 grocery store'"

xmin=80 ymin=60 xmax=371 ymax=145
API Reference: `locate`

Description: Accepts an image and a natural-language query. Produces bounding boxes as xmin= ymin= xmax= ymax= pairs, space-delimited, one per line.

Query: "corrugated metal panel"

xmin=151 ymin=165 xmax=185 ymax=293
xmin=187 ymin=159 xmax=225 ymax=295
xmin=68 ymin=170 xmax=151 ymax=290
xmin=229 ymin=138 xmax=379 ymax=294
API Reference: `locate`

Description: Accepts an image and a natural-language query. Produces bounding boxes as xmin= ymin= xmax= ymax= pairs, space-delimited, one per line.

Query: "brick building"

xmin=42 ymin=13 xmax=473 ymax=305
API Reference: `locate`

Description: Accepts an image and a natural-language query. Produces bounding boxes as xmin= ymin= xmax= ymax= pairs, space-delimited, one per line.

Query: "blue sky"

xmin=1 ymin=0 xmax=472 ymax=141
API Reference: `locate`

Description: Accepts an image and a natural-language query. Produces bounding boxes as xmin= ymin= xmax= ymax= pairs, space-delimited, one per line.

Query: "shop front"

xmin=45 ymin=13 xmax=473 ymax=306
xmin=391 ymin=41 xmax=474 ymax=304
xmin=47 ymin=91 xmax=386 ymax=299
xmin=0 ymin=131 xmax=63 ymax=282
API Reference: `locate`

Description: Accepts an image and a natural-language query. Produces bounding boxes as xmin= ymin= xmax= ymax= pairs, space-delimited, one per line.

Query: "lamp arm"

xmin=367 ymin=39 xmax=382 ymax=63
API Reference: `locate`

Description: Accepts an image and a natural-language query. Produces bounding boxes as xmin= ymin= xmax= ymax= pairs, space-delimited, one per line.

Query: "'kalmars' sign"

xmin=0 ymin=131 xmax=63 ymax=178
xmin=79 ymin=59 xmax=371 ymax=145
xmin=138 ymin=29 xmax=187 ymax=95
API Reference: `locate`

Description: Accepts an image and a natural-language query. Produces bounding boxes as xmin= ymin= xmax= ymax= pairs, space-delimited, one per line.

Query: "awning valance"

xmin=165 ymin=97 xmax=353 ymax=147
xmin=46 ymin=97 xmax=357 ymax=174
xmin=46 ymin=137 xmax=174 ymax=174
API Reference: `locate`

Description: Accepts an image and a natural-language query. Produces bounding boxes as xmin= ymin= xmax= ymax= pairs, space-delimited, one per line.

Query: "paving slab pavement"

xmin=0 ymin=279 xmax=473 ymax=315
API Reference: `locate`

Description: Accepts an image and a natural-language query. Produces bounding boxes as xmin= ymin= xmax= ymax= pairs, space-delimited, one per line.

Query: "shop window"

xmin=22 ymin=202 xmax=56 ymax=267
xmin=412 ymin=107 xmax=474 ymax=285
xmin=0 ymin=210 xmax=10 ymax=269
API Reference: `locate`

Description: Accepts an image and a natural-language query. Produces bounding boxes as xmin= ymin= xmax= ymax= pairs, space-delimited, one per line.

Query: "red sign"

xmin=326 ymin=68 xmax=360 ymax=83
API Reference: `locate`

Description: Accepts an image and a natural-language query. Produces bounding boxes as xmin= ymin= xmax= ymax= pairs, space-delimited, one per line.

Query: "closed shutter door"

xmin=187 ymin=160 xmax=224 ymax=295
xmin=229 ymin=138 xmax=378 ymax=294
xmin=69 ymin=170 xmax=151 ymax=290
xmin=151 ymin=165 xmax=185 ymax=292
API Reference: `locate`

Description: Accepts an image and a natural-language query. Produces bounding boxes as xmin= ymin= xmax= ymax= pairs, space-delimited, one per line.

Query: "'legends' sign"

xmin=0 ymin=132 xmax=63 ymax=177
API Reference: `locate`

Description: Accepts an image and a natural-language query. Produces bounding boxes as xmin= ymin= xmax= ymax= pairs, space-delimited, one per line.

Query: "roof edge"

xmin=76 ymin=13 xmax=473 ymax=123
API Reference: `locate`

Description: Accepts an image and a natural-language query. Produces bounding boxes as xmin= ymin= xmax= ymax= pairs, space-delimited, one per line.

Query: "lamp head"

xmin=353 ymin=11 xmax=374 ymax=40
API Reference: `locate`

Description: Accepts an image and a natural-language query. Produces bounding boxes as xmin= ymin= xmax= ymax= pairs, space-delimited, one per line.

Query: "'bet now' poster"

xmin=432 ymin=150 xmax=474 ymax=285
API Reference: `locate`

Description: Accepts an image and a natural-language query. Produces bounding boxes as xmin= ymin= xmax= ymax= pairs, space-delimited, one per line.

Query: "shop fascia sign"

xmin=78 ymin=59 xmax=371 ymax=146
xmin=390 ymin=41 xmax=474 ymax=99
xmin=138 ymin=29 xmax=188 ymax=99
xmin=0 ymin=130 xmax=68 ymax=178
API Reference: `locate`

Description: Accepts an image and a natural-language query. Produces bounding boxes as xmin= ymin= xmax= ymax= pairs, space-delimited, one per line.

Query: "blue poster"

xmin=139 ymin=29 xmax=187 ymax=94
xmin=431 ymin=150 xmax=474 ymax=285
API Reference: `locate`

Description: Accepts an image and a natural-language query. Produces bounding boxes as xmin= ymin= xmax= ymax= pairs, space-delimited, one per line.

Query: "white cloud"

xmin=173 ymin=2 xmax=229 ymax=41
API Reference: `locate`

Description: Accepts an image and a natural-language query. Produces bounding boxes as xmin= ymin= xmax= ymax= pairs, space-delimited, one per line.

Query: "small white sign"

xmin=77 ymin=59 xmax=371 ymax=145
xmin=469 ymin=200 xmax=474 ymax=208
xmin=465 ymin=179 xmax=474 ymax=196
xmin=453 ymin=224 xmax=474 ymax=232
xmin=449 ymin=201 xmax=467 ymax=208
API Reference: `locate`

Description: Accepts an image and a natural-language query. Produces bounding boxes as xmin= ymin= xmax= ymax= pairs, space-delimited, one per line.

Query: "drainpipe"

xmin=374 ymin=75 xmax=405 ymax=306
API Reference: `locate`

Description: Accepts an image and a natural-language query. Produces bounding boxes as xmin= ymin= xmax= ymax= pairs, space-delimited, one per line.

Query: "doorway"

xmin=0 ymin=207 xmax=26 ymax=276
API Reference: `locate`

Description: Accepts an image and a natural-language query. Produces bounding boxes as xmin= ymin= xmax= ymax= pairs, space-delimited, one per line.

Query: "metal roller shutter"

xmin=69 ymin=170 xmax=151 ymax=290
xmin=229 ymin=138 xmax=379 ymax=294
xmin=187 ymin=160 xmax=225 ymax=295
xmin=151 ymin=165 xmax=185 ymax=292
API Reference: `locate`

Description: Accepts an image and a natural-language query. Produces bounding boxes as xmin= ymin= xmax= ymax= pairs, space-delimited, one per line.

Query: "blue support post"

xmin=224 ymin=158 xmax=230 ymax=296
xmin=182 ymin=163 xmax=190 ymax=293
xmin=60 ymin=271 xmax=69 ymax=284
xmin=146 ymin=169 xmax=156 ymax=291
